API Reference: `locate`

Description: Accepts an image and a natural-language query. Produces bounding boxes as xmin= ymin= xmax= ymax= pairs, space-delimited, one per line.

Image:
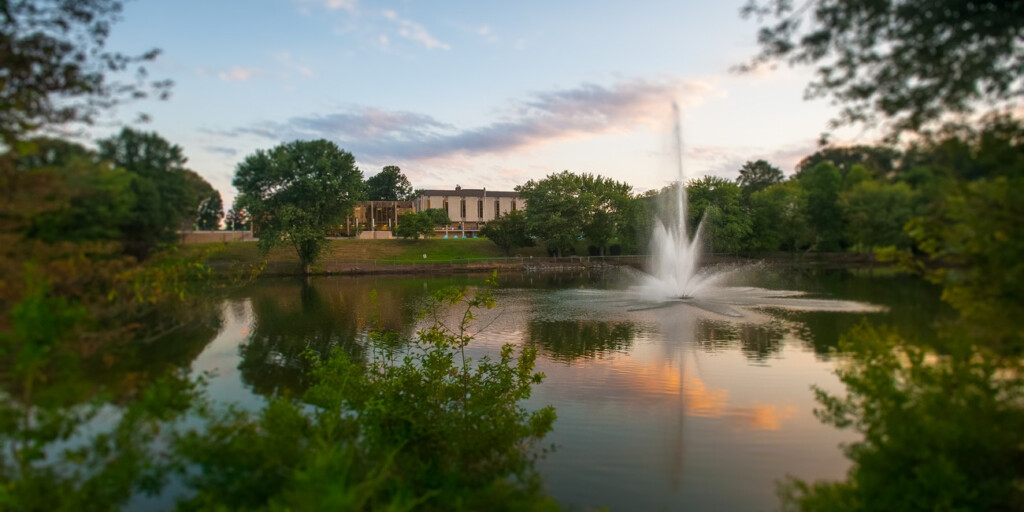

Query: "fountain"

xmin=637 ymin=102 xmax=719 ymax=301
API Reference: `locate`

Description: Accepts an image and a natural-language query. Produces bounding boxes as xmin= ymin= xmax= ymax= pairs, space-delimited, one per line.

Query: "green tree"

xmin=196 ymin=190 xmax=224 ymax=230
xmin=796 ymin=146 xmax=901 ymax=179
xmin=840 ymin=180 xmax=915 ymax=251
xmin=517 ymin=171 xmax=585 ymax=257
xmin=225 ymin=207 xmax=250 ymax=231
xmin=0 ymin=0 xmax=171 ymax=145
xmin=234 ymin=140 xmax=363 ymax=274
xmin=395 ymin=211 xmax=434 ymax=240
xmin=97 ymin=128 xmax=194 ymax=260
xmin=798 ymin=162 xmax=844 ymax=251
xmin=365 ymin=165 xmax=414 ymax=201
xmin=748 ymin=181 xmax=811 ymax=252
xmin=480 ymin=211 xmax=533 ymax=256
xmin=686 ymin=176 xmax=751 ymax=253
xmin=742 ymin=0 xmax=1024 ymax=135
xmin=183 ymin=169 xmax=223 ymax=230
xmin=579 ymin=174 xmax=632 ymax=256
xmin=736 ymin=159 xmax=784 ymax=197
xmin=422 ymin=208 xmax=451 ymax=226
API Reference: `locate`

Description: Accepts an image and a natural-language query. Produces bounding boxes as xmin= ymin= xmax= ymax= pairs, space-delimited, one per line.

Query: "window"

xmin=511 ymin=199 xmax=517 ymax=212
xmin=427 ymin=199 xmax=432 ymax=209
xmin=460 ymin=199 xmax=466 ymax=218
xmin=478 ymin=200 xmax=483 ymax=218
xmin=495 ymin=200 xmax=501 ymax=219
xmin=443 ymin=199 xmax=449 ymax=215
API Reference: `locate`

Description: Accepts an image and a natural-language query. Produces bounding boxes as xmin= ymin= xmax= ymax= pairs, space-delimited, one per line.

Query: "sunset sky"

xmin=101 ymin=0 xmax=873 ymax=207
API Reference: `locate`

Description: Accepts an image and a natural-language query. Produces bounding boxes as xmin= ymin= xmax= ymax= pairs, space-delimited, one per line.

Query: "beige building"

xmin=415 ymin=186 xmax=524 ymax=238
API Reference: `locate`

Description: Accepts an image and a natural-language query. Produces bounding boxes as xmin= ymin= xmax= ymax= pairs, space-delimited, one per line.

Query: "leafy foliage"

xmin=395 ymin=211 xmax=435 ymax=240
xmin=480 ymin=210 xmax=533 ymax=256
xmin=97 ymin=128 xmax=195 ymax=260
xmin=686 ymin=176 xmax=751 ymax=253
xmin=517 ymin=171 xmax=633 ymax=256
xmin=0 ymin=0 xmax=172 ymax=144
xmin=233 ymin=140 xmax=363 ymax=273
xmin=175 ymin=279 xmax=559 ymax=511
xmin=742 ymin=0 xmax=1024 ymax=135
xmin=736 ymin=159 xmax=784 ymax=196
xmin=365 ymin=165 xmax=414 ymax=201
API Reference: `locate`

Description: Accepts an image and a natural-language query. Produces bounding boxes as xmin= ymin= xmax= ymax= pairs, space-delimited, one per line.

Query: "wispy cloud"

xmin=204 ymin=146 xmax=238 ymax=157
xmin=217 ymin=66 xmax=261 ymax=82
xmin=220 ymin=78 xmax=718 ymax=165
xmin=381 ymin=9 xmax=451 ymax=50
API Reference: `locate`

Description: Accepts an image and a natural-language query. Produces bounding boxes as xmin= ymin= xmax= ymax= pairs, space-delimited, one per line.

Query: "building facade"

xmin=415 ymin=186 xmax=523 ymax=238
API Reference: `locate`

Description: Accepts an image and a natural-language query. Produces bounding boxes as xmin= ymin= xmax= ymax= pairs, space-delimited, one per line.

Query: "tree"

xmin=741 ymin=0 xmax=1024 ymax=135
xmin=736 ymin=159 xmax=784 ymax=197
xmin=517 ymin=171 xmax=586 ymax=257
xmin=685 ymin=176 xmax=751 ymax=253
xmin=394 ymin=212 xmax=434 ymax=240
xmin=97 ymin=128 xmax=194 ymax=259
xmin=0 ymin=0 xmax=171 ymax=144
xmin=196 ymin=190 xmax=224 ymax=230
xmin=225 ymin=207 xmax=250 ymax=231
xmin=579 ymin=174 xmax=633 ymax=256
xmin=796 ymin=146 xmax=901 ymax=179
xmin=480 ymin=211 xmax=533 ymax=256
xmin=748 ymin=181 xmax=812 ymax=252
xmin=798 ymin=161 xmax=844 ymax=251
xmin=422 ymin=208 xmax=451 ymax=226
xmin=365 ymin=165 xmax=414 ymax=201
xmin=234 ymin=140 xmax=363 ymax=274
xmin=840 ymin=180 xmax=915 ymax=251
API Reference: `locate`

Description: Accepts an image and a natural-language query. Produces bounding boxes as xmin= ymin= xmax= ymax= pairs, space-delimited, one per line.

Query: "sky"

xmin=97 ymin=0 xmax=872 ymax=208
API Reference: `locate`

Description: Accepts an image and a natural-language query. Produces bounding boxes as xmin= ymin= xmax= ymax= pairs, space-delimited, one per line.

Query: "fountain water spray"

xmin=640 ymin=102 xmax=714 ymax=300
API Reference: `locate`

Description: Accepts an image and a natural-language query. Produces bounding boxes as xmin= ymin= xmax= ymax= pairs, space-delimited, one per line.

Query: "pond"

xmin=185 ymin=267 xmax=945 ymax=510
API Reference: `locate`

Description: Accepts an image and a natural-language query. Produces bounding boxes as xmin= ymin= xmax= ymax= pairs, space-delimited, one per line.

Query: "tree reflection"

xmin=694 ymin=320 xmax=786 ymax=363
xmin=238 ymin=277 xmax=420 ymax=396
xmin=526 ymin=319 xmax=635 ymax=362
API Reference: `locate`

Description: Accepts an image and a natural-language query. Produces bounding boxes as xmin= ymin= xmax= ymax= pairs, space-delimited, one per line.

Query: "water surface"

xmin=190 ymin=268 xmax=945 ymax=510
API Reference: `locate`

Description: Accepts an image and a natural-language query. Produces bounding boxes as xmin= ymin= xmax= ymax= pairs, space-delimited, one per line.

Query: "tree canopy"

xmin=742 ymin=0 xmax=1024 ymax=135
xmin=736 ymin=159 xmax=784 ymax=196
xmin=480 ymin=210 xmax=533 ymax=256
xmin=234 ymin=140 xmax=363 ymax=273
xmin=97 ymin=128 xmax=195 ymax=259
xmin=0 ymin=0 xmax=171 ymax=144
xmin=365 ymin=165 xmax=414 ymax=201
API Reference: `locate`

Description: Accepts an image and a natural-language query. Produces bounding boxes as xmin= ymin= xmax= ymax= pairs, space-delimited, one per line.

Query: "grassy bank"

xmin=187 ymin=238 xmax=552 ymax=275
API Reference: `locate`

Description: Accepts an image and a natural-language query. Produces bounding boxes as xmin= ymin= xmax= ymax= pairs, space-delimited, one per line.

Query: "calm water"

xmin=187 ymin=268 xmax=945 ymax=511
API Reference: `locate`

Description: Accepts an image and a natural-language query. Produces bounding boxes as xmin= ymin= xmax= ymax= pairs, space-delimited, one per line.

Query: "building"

xmin=415 ymin=185 xmax=523 ymax=238
xmin=340 ymin=200 xmax=416 ymax=238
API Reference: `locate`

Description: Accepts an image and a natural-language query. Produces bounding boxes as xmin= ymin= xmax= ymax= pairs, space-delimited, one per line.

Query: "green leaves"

xmin=176 ymin=279 xmax=557 ymax=510
xmin=234 ymin=140 xmax=364 ymax=273
xmin=742 ymin=0 xmax=1023 ymax=136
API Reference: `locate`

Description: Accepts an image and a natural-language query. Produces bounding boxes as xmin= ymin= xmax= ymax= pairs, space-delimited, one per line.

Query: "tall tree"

xmin=736 ymin=159 xmax=784 ymax=197
xmin=748 ymin=181 xmax=811 ymax=252
xmin=686 ymin=176 xmax=751 ymax=253
xmin=798 ymin=161 xmax=845 ymax=251
xmin=97 ymin=128 xmax=193 ymax=259
xmin=0 ymin=0 xmax=171 ymax=144
xmin=517 ymin=171 xmax=586 ymax=257
xmin=579 ymin=174 xmax=633 ymax=256
xmin=234 ymin=140 xmax=363 ymax=274
xmin=741 ymin=0 xmax=1024 ymax=135
xmin=365 ymin=165 xmax=414 ymax=201
xmin=840 ymin=180 xmax=916 ymax=251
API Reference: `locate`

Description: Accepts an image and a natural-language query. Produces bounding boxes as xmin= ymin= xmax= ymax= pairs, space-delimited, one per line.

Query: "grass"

xmin=186 ymin=237 xmax=549 ymax=269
